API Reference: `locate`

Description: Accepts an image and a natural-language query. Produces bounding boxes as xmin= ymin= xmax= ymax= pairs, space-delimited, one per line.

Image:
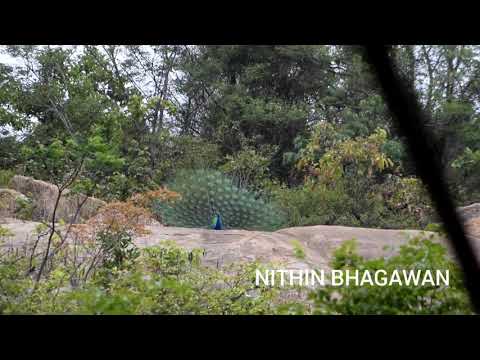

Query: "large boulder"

xmin=458 ymin=203 xmax=480 ymax=222
xmin=0 ymin=189 xmax=31 ymax=219
xmin=136 ymin=225 xmax=445 ymax=270
xmin=3 ymin=219 xmax=480 ymax=272
xmin=9 ymin=175 xmax=105 ymax=223
xmin=2 ymin=220 xmax=437 ymax=270
xmin=0 ymin=218 xmax=41 ymax=248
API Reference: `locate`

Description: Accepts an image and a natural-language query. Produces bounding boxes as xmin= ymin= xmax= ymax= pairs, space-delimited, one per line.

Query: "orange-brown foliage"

xmin=90 ymin=202 xmax=153 ymax=234
xmin=70 ymin=187 xmax=180 ymax=244
xmin=70 ymin=187 xmax=179 ymax=243
xmin=129 ymin=187 xmax=181 ymax=208
xmin=71 ymin=201 xmax=153 ymax=243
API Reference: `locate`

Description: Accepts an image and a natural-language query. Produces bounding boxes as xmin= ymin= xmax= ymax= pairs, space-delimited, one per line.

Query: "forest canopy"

xmin=1 ymin=45 xmax=480 ymax=229
xmin=1 ymin=45 xmax=480 ymax=315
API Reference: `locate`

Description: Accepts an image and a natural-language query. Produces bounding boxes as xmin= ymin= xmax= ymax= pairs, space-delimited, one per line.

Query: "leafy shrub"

xmin=0 ymin=241 xmax=294 ymax=315
xmin=291 ymin=240 xmax=306 ymax=259
xmin=220 ymin=142 xmax=277 ymax=190
xmin=451 ymin=147 xmax=480 ymax=202
xmin=0 ymin=169 xmax=14 ymax=188
xmin=69 ymin=200 xmax=153 ymax=284
xmin=329 ymin=239 xmax=365 ymax=270
xmin=0 ymin=136 xmax=24 ymax=170
xmin=308 ymin=128 xmax=394 ymax=184
xmin=0 ymin=256 xmax=35 ymax=314
xmin=311 ymin=236 xmax=473 ymax=315
xmin=96 ymin=229 xmax=140 ymax=270
xmin=153 ymin=169 xmax=286 ymax=231
xmin=14 ymin=196 xmax=34 ymax=220
xmin=269 ymin=180 xmax=350 ymax=227
xmin=73 ymin=201 xmax=153 ymax=238
xmin=381 ymin=139 xmax=407 ymax=165
xmin=292 ymin=128 xmax=398 ymax=228
xmin=71 ymin=258 xmax=280 ymax=314
xmin=153 ymin=134 xmax=222 ymax=184
xmin=382 ymin=175 xmax=435 ymax=228
xmin=424 ymin=222 xmax=446 ymax=234
xmin=292 ymin=122 xmax=344 ymax=179
xmin=274 ymin=128 xmax=434 ymax=229
xmin=129 ymin=187 xmax=181 ymax=209
xmin=0 ymin=225 xmax=14 ymax=239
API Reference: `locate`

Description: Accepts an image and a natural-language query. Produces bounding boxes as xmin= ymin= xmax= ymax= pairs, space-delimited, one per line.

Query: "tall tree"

xmin=176 ymin=45 xmax=336 ymax=180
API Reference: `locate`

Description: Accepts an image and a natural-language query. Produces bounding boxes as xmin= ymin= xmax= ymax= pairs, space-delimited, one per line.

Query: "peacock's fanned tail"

xmin=152 ymin=169 xmax=285 ymax=231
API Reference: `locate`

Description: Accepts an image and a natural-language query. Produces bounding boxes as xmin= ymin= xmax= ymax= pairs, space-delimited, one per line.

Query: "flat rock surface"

xmin=0 ymin=218 xmax=43 ymax=248
xmin=4 ymin=218 xmax=480 ymax=271
xmin=3 ymin=175 xmax=480 ymax=271
xmin=128 ymin=225 xmax=441 ymax=270
xmin=459 ymin=203 xmax=480 ymax=221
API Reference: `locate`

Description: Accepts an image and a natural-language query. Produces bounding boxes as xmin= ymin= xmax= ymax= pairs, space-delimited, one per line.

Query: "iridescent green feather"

xmin=152 ymin=169 xmax=285 ymax=231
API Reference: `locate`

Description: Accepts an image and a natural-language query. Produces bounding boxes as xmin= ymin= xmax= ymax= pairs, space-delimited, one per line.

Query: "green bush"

xmin=153 ymin=134 xmax=222 ymax=184
xmin=0 ymin=225 xmax=14 ymax=239
xmin=268 ymin=175 xmax=433 ymax=229
xmin=14 ymin=196 xmax=34 ymax=220
xmin=72 ymin=244 xmax=284 ymax=315
xmin=311 ymin=235 xmax=473 ymax=315
xmin=281 ymin=126 xmax=434 ymax=229
xmin=451 ymin=147 xmax=480 ymax=202
xmin=0 ymin=241 xmax=294 ymax=315
xmin=290 ymin=240 xmax=306 ymax=259
xmin=0 ymin=169 xmax=14 ymax=188
xmin=153 ymin=169 xmax=286 ymax=231
xmin=220 ymin=142 xmax=277 ymax=191
xmin=97 ymin=229 xmax=140 ymax=270
xmin=269 ymin=181 xmax=349 ymax=227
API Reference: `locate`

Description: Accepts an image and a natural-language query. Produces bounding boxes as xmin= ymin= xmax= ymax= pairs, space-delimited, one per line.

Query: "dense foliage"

xmin=311 ymin=235 xmax=473 ymax=314
xmin=0 ymin=224 xmax=471 ymax=314
xmin=3 ymin=45 xmax=479 ymax=229
xmin=1 ymin=45 xmax=479 ymax=314
xmin=0 ymin=203 xmax=296 ymax=314
xmin=0 ymin=238 xmax=286 ymax=314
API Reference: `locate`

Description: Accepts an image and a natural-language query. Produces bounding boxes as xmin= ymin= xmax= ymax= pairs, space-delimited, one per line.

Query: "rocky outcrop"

xmin=4 ymin=216 xmax=480 ymax=272
xmin=135 ymin=225 xmax=447 ymax=270
xmin=9 ymin=175 xmax=105 ymax=223
xmin=0 ymin=189 xmax=31 ymax=219
xmin=2 ymin=175 xmax=480 ymax=271
xmin=1 ymin=218 xmax=447 ymax=271
xmin=458 ymin=203 xmax=480 ymax=221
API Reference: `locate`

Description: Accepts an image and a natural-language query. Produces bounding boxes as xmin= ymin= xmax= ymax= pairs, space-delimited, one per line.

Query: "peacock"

xmin=152 ymin=169 xmax=285 ymax=231
xmin=211 ymin=212 xmax=224 ymax=230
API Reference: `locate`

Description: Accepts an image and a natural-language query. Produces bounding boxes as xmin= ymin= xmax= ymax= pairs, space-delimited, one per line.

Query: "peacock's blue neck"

xmin=213 ymin=214 xmax=224 ymax=230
